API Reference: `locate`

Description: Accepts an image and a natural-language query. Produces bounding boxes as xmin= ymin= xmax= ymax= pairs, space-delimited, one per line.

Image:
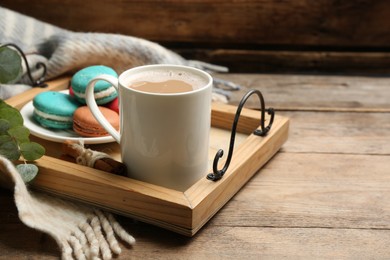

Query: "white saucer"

xmin=20 ymin=94 xmax=115 ymax=144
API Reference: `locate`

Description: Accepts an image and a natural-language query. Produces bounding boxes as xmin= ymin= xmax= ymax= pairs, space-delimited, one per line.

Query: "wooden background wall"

xmin=2 ymin=0 xmax=390 ymax=73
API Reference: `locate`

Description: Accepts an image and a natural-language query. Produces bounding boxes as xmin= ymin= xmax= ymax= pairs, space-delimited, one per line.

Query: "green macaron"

xmin=71 ymin=65 xmax=118 ymax=105
xmin=33 ymin=91 xmax=80 ymax=129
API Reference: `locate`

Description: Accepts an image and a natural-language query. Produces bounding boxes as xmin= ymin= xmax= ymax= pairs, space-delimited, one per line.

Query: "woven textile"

xmin=0 ymin=155 xmax=136 ymax=259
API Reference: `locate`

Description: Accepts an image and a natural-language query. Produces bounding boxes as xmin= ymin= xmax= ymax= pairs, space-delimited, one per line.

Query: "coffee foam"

xmin=126 ymin=68 xmax=208 ymax=90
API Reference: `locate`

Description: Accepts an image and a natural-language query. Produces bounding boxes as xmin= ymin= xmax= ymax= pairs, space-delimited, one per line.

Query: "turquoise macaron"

xmin=71 ymin=65 xmax=118 ymax=105
xmin=33 ymin=91 xmax=80 ymax=129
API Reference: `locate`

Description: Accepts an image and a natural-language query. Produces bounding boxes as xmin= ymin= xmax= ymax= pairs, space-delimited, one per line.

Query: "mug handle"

xmin=85 ymin=74 xmax=120 ymax=143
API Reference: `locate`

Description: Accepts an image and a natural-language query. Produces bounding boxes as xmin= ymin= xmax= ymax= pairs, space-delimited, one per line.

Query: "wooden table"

xmin=1 ymin=73 xmax=390 ymax=259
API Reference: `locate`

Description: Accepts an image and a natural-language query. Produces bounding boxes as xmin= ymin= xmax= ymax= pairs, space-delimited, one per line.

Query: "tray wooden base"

xmin=7 ymin=78 xmax=289 ymax=236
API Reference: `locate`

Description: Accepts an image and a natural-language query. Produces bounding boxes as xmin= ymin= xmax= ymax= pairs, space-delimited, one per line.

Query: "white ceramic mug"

xmin=86 ymin=64 xmax=212 ymax=191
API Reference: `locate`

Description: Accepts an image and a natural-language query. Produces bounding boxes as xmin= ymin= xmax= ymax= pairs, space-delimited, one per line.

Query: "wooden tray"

xmin=6 ymin=78 xmax=290 ymax=236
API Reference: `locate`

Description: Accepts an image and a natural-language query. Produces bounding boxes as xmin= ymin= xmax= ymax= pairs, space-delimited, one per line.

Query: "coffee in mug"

xmin=86 ymin=64 xmax=212 ymax=191
xmin=126 ymin=68 xmax=207 ymax=94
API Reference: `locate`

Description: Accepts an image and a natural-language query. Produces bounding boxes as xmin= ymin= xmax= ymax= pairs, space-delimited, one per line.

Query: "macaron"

xmin=105 ymin=97 xmax=119 ymax=114
xmin=73 ymin=106 xmax=119 ymax=137
xmin=71 ymin=65 xmax=118 ymax=105
xmin=69 ymin=86 xmax=75 ymax=97
xmin=33 ymin=91 xmax=80 ymax=129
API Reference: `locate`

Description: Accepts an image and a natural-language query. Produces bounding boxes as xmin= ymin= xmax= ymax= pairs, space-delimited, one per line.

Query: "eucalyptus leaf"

xmin=16 ymin=163 xmax=39 ymax=183
xmin=0 ymin=135 xmax=20 ymax=160
xmin=0 ymin=107 xmax=23 ymax=127
xmin=0 ymin=46 xmax=22 ymax=84
xmin=0 ymin=99 xmax=12 ymax=109
xmin=20 ymin=142 xmax=45 ymax=161
xmin=0 ymin=134 xmax=12 ymax=144
xmin=8 ymin=125 xmax=30 ymax=143
xmin=0 ymin=97 xmax=45 ymax=162
xmin=0 ymin=118 xmax=10 ymax=134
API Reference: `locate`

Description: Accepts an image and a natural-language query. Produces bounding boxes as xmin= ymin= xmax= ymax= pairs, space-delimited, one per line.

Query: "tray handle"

xmin=1 ymin=43 xmax=47 ymax=87
xmin=207 ymin=89 xmax=275 ymax=181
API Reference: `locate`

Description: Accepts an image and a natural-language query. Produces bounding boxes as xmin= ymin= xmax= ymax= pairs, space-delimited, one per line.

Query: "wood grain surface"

xmin=218 ymin=73 xmax=390 ymax=111
xmin=3 ymin=0 xmax=389 ymax=47
xmin=2 ymin=2 xmax=390 ymax=73
xmin=1 ymin=72 xmax=390 ymax=258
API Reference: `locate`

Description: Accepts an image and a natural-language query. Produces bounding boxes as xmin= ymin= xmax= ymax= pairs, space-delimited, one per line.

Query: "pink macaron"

xmin=105 ymin=97 xmax=119 ymax=114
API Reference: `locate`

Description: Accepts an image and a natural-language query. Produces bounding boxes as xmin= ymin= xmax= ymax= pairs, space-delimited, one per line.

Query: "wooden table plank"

xmin=1 ymin=187 xmax=389 ymax=259
xmin=125 ymin=225 xmax=390 ymax=259
xmin=220 ymin=73 xmax=390 ymax=111
xmin=4 ymin=1 xmax=390 ymax=49
xmin=212 ymin=152 xmax=390 ymax=229
xmin=280 ymin=111 xmax=390 ymax=155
